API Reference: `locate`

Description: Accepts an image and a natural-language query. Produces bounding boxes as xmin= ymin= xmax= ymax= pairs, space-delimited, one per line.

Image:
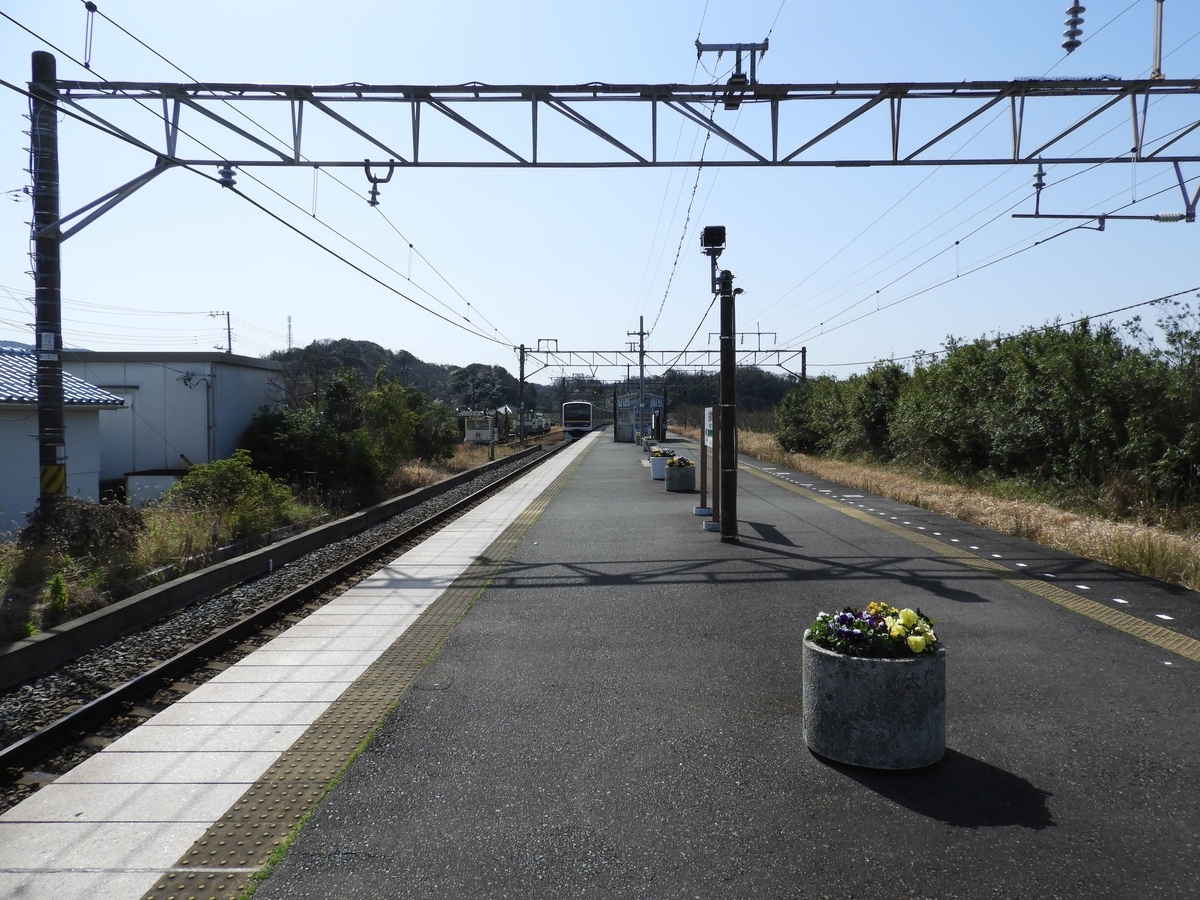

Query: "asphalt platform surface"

xmin=254 ymin=435 xmax=1198 ymax=900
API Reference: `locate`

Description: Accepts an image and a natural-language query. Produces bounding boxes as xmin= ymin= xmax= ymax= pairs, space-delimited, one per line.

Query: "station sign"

xmin=704 ymin=407 xmax=713 ymax=448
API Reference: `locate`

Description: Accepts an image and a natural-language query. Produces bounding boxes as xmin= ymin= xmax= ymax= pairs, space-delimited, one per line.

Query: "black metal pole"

xmin=718 ymin=269 xmax=737 ymax=542
xmin=31 ymin=51 xmax=66 ymax=506
xmin=518 ymin=343 xmax=526 ymax=447
xmin=612 ymin=382 xmax=618 ymax=441
xmin=801 ymin=345 xmax=807 ymax=382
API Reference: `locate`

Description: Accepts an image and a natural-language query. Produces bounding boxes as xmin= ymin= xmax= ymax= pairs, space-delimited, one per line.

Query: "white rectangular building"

xmin=61 ymin=352 xmax=285 ymax=487
xmin=0 ymin=351 xmax=123 ymax=536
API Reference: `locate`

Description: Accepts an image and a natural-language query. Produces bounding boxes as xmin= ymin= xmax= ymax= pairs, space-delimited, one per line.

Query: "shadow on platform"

xmin=825 ymin=748 xmax=1056 ymax=830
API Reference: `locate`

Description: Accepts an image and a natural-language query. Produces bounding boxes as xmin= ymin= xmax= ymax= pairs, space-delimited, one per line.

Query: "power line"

xmin=3 ymin=8 xmax=512 ymax=351
xmin=812 ymin=286 xmax=1200 ymax=369
xmin=197 ymin=171 xmax=512 ymax=345
xmin=780 ymin=172 xmax=1200 ymax=349
xmin=749 ymin=0 xmax=1164 ymax=332
xmin=773 ymin=139 xmax=1195 ymax=347
xmin=81 ymin=0 xmax=515 ymax=347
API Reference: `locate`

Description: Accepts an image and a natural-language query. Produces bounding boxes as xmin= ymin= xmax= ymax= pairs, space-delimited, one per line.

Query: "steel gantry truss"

xmin=523 ymin=349 xmax=804 ymax=371
xmin=46 ymin=77 xmax=1200 ymax=170
xmin=22 ymin=58 xmax=1200 ymax=505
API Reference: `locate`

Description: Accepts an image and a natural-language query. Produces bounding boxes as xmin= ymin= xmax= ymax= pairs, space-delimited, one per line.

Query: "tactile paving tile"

xmin=141 ymin=443 xmax=595 ymax=900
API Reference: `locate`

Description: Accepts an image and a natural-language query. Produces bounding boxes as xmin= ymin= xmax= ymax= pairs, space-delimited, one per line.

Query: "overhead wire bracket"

xmin=364 ymin=158 xmax=395 ymax=207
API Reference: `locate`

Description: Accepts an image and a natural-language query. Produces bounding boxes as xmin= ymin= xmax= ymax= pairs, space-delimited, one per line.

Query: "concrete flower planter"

xmin=649 ymin=457 xmax=668 ymax=480
xmin=664 ymin=465 xmax=696 ymax=492
xmin=802 ymin=635 xmax=946 ymax=769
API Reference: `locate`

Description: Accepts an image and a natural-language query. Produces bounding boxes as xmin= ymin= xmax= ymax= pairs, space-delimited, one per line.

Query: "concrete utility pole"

xmin=31 ymin=51 xmax=66 ymax=505
xmin=628 ymin=317 xmax=648 ymax=439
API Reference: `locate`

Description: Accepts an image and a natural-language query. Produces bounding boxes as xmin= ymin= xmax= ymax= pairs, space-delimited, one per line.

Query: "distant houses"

xmin=0 ymin=350 xmax=284 ymax=534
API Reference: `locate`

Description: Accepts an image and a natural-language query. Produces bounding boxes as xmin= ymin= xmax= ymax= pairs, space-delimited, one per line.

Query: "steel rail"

xmin=0 ymin=442 xmax=566 ymax=772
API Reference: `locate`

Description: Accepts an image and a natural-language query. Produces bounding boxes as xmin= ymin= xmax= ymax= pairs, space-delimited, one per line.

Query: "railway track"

xmin=0 ymin=445 xmax=561 ymax=813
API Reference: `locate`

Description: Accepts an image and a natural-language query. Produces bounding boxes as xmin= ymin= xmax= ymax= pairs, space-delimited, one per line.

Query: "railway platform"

xmin=254 ymin=433 xmax=1199 ymax=899
xmin=3 ymin=429 xmax=1199 ymax=899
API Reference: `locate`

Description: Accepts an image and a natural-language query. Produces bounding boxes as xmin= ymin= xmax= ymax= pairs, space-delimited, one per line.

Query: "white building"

xmin=61 ymin=352 xmax=285 ymax=501
xmin=0 ymin=351 xmax=123 ymax=536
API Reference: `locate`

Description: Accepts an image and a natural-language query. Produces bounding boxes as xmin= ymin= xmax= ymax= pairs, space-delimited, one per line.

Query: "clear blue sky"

xmin=2 ymin=0 xmax=1198 ymax=380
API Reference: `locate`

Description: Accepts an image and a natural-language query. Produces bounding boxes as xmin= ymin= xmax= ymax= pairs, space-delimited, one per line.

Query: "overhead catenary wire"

xmin=81 ymin=0 xmax=516 ymax=348
xmin=778 ymin=171 xmax=1200 ymax=350
xmin=779 ymin=137 xmax=1200 ymax=350
xmin=82 ymin=1 xmax=516 ymax=348
xmin=0 ymin=69 xmax=509 ymax=351
xmin=2 ymin=8 xmax=513 ymax=352
xmin=769 ymin=113 xmax=1200 ymax=347
xmin=748 ymin=0 xmax=1168 ymax=333
xmin=811 ymin=286 xmax=1200 ymax=370
xmin=663 ymin=2 xmax=785 ymax=349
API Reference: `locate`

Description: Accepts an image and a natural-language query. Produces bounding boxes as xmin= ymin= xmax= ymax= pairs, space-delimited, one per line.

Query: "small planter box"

xmin=664 ymin=466 xmax=696 ymax=492
xmin=649 ymin=457 xmax=667 ymax=480
xmin=802 ymin=636 xmax=945 ymax=769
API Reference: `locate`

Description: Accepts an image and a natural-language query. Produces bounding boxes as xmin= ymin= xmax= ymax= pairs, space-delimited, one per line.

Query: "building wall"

xmin=213 ymin=361 xmax=283 ymax=459
xmin=62 ymin=355 xmax=283 ymax=478
xmin=0 ymin=406 xmax=103 ymax=537
xmin=0 ymin=406 xmax=38 ymax=536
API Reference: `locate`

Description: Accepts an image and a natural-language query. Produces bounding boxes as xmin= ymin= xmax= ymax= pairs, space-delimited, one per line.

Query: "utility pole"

xmin=518 ymin=343 xmax=526 ymax=447
xmin=287 ymin=315 xmax=293 ymax=351
xmin=211 ymin=311 xmax=231 ymax=353
xmin=612 ymin=382 xmax=618 ymax=442
xmin=801 ymin=346 xmax=807 ymax=382
xmin=31 ymin=51 xmax=66 ymax=505
xmin=628 ymin=317 xmax=648 ymax=439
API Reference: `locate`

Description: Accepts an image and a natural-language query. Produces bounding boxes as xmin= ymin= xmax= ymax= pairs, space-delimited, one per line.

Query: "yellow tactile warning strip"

xmin=741 ymin=464 xmax=1200 ymax=665
xmin=142 ymin=443 xmax=595 ymax=900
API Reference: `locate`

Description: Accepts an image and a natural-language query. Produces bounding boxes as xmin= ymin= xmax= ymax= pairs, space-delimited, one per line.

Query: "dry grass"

xmin=677 ymin=426 xmax=1200 ymax=593
xmin=392 ymin=431 xmax=567 ymax=491
xmin=135 ymin=507 xmax=217 ymax=574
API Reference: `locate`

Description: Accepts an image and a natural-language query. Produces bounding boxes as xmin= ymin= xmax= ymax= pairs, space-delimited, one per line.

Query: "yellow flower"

xmin=889 ymin=625 xmax=907 ymax=640
xmin=907 ymin=634 xmax=927 ymax=653
xmin=899 ymin=608 xmax=919 ymax=628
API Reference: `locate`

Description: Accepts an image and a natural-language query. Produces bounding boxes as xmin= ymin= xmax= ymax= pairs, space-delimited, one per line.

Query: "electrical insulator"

xmin=217 ymin=164 xmax=236 ymax=188
xmin=1062 ymin=4 xmax=1085 ymax=54
xmin=1152 ymin=212 xmax=1186 ymax=223
xmin=1033 ymin=163 xmax=1046 ymax=193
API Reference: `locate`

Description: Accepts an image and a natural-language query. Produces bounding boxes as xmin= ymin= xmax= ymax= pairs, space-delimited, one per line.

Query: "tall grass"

xmin=679 ymin=426 xmax=1200 ymax=593
xmin=391 ymin=430 xmax=566 ymax=492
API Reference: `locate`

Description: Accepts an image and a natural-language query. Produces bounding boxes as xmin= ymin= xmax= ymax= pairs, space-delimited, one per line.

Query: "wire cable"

xmin=812 ymin=285 xmax=1200 ymax=369
xmin=81 ymin=0 xmax=515 ymax=347
xmin=780 ymin=173 xmax=1199 ymax=348
xmin=5 ymin=7 xmax=513 ymax=350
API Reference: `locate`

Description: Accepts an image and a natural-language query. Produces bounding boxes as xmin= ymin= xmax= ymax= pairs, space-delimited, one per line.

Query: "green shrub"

xmin=774 ymin=302 xmax=1200 ymax=514
xmin=47 ymin=573 xmax=68 ymax=615
xmin=165 ymin=450 xmax=300 ymax=539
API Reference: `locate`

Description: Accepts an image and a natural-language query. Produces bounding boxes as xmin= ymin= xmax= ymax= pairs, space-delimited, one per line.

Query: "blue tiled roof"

xmin=0 ymin=351 xmax=123 ymax=406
